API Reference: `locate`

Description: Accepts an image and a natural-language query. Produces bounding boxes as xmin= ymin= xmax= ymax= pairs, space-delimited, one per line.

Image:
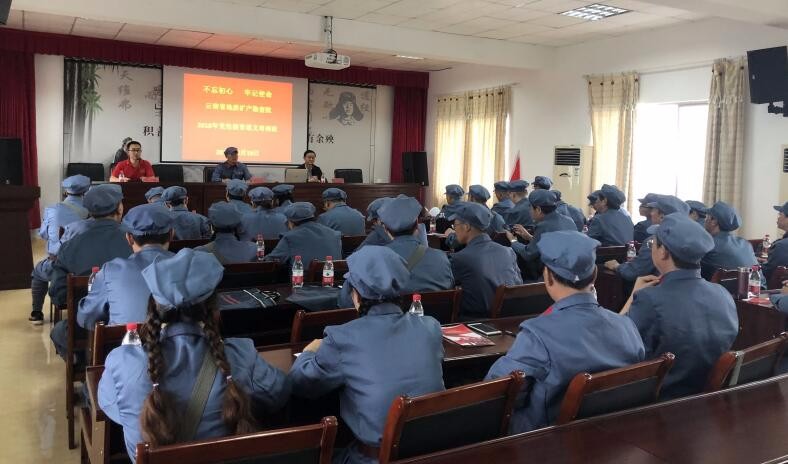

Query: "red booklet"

xmin=441 ymin=324 xmax=495 ymax=347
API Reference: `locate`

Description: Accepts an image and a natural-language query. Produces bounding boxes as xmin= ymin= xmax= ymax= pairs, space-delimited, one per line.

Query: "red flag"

xmin=510 ymin=150 xmax=521 ymax=181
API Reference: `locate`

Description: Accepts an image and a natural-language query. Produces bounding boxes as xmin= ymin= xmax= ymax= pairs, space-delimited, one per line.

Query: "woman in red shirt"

xmin=110 ymin=141 xmax=154 ymax=182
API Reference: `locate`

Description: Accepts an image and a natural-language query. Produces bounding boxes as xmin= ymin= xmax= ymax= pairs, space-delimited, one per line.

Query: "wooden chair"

xmin=378 ymin=371 xmax=527 ymax=463
xmin=290 ymin=308 xmax=358 ymax=343
xmin=136 ymin=416 xmax=338 ymax=464
xmin=595 ymin=267 xmax=626 ymax=312
xmin=705 ymin=332 xmax=788 ymax=392
xmin=749 ymin=238 xmax=764 ymax=255
xmin=555 ymin=353 xmax=675 ymax=425
xmin=768 ymin=266 xmax=788 ymax=290
xmin=402 ymin=289 xmax=463 ymax=324
xmin=710 ymin=268 xmax=741 ymax=295
xmin=219 ymin=261 xmax=283 ymax=289
xmin=91 ymin=322 xmax=128 ymax=365
xmin=65 ymin=274 xmax=90 ymax=449
xmin=341 ymin=235 xmax=366 ymax=257
xmin=489 ymin=283 xmax=553 ymax=319
xmin=168 ymin=238 xmax=211 ymax=253
xmin=305 ymin=259 xmax=348 ymax=283
xmin=595 ymin=245 xmax=627 ymax=264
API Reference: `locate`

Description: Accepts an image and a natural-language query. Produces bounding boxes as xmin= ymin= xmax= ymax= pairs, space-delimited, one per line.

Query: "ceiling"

xmin=0 ymin=0 xmax=711 ymax=72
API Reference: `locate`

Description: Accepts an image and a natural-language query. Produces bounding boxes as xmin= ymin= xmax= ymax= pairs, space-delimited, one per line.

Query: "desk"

xmin=397 ymin=373 xmax=788 ymax=464
xmin=115 ymin=182 xmax=424 ymax=216
xmin=733 ymin=297 xmax=787 ymax=350
xmin=258 ymin=316 xmax=525 ymax=376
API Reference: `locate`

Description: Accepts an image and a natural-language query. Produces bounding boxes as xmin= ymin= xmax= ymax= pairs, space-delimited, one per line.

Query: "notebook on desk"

xmin=441 ymin=324 xmax=495 ymax=347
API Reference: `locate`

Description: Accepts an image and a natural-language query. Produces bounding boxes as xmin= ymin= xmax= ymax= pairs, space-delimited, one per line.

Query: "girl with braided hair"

xmin=289 ymin=246 xmax=445 ymax=464
xmin=98 ymin=249 xmax=291 ymax=462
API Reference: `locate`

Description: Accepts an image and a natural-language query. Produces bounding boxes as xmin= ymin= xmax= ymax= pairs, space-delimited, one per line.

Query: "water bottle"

xmin=322 ymin=256 xmax=334 ymax=287
xmin=409 ymin=294 xmax=424 ymax=316
xmin=429 ymin=216 xmax=436 ymax=234
xmin=122 ymin=322 xmax=141 ymax=346
xmin=256 ymin=234 xmax=265 ymax=261
xmin=291 ymin=256 xmax=304 ymax=288
xmin=87 ymin=266 xmax=100 ymax=292
xmin=762 ymin=234 xmax=771 ymax=258
xmin=626 ymin=241 xmax=637 ymax=262
xmin=748 ymin=265 xmax=762 ymax=299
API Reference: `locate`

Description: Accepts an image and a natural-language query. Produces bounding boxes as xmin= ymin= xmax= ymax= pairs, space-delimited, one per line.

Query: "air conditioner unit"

xmin=552 ymin=145 xmax=593 ymax=212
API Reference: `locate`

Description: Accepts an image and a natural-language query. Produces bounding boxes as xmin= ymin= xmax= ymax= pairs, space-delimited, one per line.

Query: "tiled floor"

xmin=0 ymin=237 xmax=80 ymax=463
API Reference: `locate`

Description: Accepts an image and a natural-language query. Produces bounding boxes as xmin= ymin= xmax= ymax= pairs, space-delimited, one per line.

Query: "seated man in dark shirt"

xmin=211 ymin=146 xmax=252 ymax=182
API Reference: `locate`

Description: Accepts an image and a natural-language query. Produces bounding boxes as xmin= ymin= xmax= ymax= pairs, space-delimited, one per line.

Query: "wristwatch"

xmin=510 ymin=238 xmax=518 ymax=244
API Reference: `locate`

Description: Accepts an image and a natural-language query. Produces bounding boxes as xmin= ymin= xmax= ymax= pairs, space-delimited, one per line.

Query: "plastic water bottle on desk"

xmin=291 ymin=256 xmax=304 ymax=289
xmin=122 ymin=323 xmax=141 ymax=346
xmin=748 ymin=265 xmax=763 ymax=299
xmin=256 ymin=234 xmax=265 ymax=261
xmin=322 ymin=256 xmax=334 ymax=287
xmin=429 ymin=216 xmax=436 ymax=234
xmin=87 ymin=266 xmax=99 ymax=292
xmin=762 ymin=234 xmax=771 ymax=258
xmin=409 ymin=294 xmax=424 ymax=316
xmin=626 ymin=241 xmax=636 ymax=262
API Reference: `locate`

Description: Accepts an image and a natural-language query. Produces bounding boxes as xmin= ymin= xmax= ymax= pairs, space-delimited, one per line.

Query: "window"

xmin=631 ymin=102 xmax=708 ymax=209
xmin=431 ymin=87 xmax=511 ymax=207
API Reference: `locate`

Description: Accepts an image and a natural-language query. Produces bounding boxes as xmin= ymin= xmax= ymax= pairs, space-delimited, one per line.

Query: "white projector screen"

xmin=161 ymin=66 xmax=308 ymax=165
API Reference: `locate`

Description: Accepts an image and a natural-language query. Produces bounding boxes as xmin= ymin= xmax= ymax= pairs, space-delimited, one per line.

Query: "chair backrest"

xmin=169 ymin=239 xmax=211 ymax=253
xmin=305 ymin=259 xmax=348 ymax=283
xmin=710 ymin=268 xmax=741 ymax=294
xmin=341 ymin=235 xmax=366 ymax=258
xmin=219 ymin=261 xmax=283 ymax=289
xmin=749 ymin=239 xmax=764 ymax=255
xmin=595 ymin=246 xmax=627 ymax=264
xmin=556 ymin=353 xmax=675 ymax=425
xmin=152 ymin=164 xmax=184 ymax=183
xmin=401 ymin=289 xmax=462 ymax=324
xmin=203 ymin=166 xmax=216 ymax=183
xmin=378 ymin=371 xmax=527 ymax=463
xmin=491 ymin=232 xmax=511 ymax=247
xmin=333 ymin=169 xmax=363 ymax=183
xmin=705 ymin=332 xmax=788 ymax=392
xmin=66 ymin=162 xmax=105 ymax=182
xmin=290 ymin=309 xmax=358 ymax=343
xmin=768 ymin=266 xmax=788 ymax=290
xmin=489 ymin=283 xmax=553 ymax=319
xmin=91 ymin=322 xmax=127 ymax=365
xmin=136 ymin=416 xmax=338 ymax=464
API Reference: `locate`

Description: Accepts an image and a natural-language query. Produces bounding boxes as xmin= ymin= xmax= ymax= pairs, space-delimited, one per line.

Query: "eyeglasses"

xmin=128 ymin=148 xmax=142 ymax=152
xmin=645 ymin=237 xmax=656 ymax=248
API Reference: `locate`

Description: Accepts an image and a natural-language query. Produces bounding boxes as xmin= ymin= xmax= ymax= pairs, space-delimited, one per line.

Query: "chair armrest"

xmin=86 ymin=365 xmax=106 ymax=422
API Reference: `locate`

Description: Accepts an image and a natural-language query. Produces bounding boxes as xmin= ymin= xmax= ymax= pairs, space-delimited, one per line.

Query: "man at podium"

xmin=212 ymin=146 xmax=252 ymax=182
xmin=297 ymin=149 xmax=323 ymax=182
xmin=110 ymin=141 xmax=154 ymax=182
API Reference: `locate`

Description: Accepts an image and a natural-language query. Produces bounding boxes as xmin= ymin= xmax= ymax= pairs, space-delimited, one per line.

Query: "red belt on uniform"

xmin=355 ymin=441 xmax=381 ymax=459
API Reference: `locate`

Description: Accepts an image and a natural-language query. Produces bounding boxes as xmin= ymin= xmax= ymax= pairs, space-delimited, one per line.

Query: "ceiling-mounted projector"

xmin=305 ymin=16 xmax=350 ymax=71
xmin=305 ymin=51 xmax=350 ymax=70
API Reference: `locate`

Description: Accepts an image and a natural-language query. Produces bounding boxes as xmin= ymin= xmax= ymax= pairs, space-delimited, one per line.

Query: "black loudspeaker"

xmin=747 ymin=46 xmax=788 ymax=104
xmin=402 ymin=151 xmax=429 ymax=186
xmin=0 ymin=138 xmax=23 ymax=186
xmin=0 ymin=1 xmax=10 ymax=26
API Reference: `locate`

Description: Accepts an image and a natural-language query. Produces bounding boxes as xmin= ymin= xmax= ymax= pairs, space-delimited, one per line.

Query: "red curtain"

xmin=390 ymin=86 xmax=427 ymax=182
xmin=0 ymin=50 xmax=40 ymax=228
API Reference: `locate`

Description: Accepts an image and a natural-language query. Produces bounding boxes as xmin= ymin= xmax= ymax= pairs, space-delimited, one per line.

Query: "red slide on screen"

xmin=182 ymin=73 xmax=293 ymax=163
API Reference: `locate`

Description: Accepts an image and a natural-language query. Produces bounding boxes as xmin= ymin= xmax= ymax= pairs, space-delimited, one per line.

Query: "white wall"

xmin=554 ymin=17 xmax=788 ymax=238
xmin=426 ymin=17 xmax=788 ymax=236
xmin=32 ymin=55 xmax=393 ymax=212
xmin=425 ymin=64 xmax=590 ymax=207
